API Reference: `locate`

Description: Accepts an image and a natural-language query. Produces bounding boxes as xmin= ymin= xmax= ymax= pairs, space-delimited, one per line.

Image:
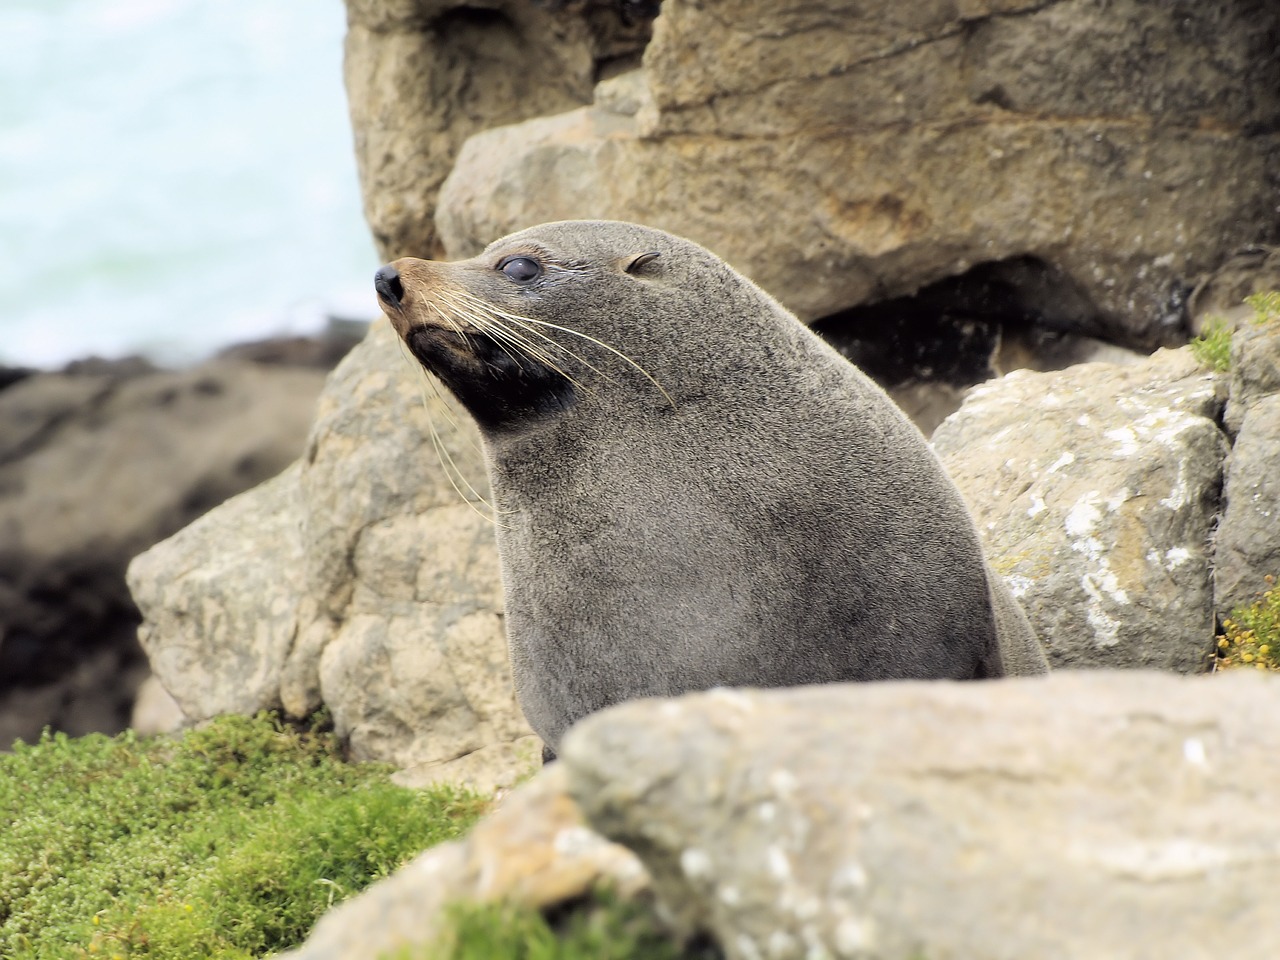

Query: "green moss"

xmin=1189 ymin=316 xmax=1233 ymax=371
xmin=407 ymin=894 xmax=719 ymax=960
xmin=0 ymin=713 xmax=489 ymax=959
xmin=1215 ymin=575 xmax=1280 ymax=673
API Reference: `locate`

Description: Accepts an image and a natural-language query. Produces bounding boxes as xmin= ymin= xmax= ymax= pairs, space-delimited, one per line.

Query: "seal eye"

xmin=499 ymin=256 xmax=541 ymax=283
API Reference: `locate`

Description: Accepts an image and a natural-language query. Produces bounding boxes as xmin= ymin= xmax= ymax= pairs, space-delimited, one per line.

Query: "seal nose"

xmin=374 ymin=264 xmax=405 ymax=307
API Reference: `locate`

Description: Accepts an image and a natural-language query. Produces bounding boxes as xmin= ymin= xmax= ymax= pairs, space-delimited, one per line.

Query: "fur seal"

xmin=375 ymin=220 xmax=1048 ymax=756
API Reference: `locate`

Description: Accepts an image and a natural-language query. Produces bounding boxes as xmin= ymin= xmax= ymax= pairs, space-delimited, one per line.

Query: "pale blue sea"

xmin=0 ymin=0 xmax=378 ymax=369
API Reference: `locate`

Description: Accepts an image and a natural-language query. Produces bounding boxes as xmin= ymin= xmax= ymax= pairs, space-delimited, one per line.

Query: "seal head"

xmin=377 ymin=220 xmax=1048 ymax=753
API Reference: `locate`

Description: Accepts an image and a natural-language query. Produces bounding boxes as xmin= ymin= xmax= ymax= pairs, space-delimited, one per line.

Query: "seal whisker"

xmin=423 ymin=300 xmax=465 ymax=337
xmin=450 ymin=290 xmax=635 ymax=400
xmin=455 ymin=291 xmax=674 ymax=409
xmin=424 ymin=407 xmax=508 ymax=526
xmin=440 ymin=291 xmax=598 ymax=395
xmin=439 ymin=299 xmax=554 ymax=373
xmin=514 ymin=314 xmax=676 ymax=410
xmin=394 ymin=336 xmax=502 ymax=523
xmin=429 ymin=296 xmax=538 ymax=372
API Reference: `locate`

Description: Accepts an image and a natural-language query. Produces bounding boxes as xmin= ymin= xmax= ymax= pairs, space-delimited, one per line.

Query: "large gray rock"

xmin=933 ymin=347 xmax=1227 ymax=671
xmin=1212 ymin=308 xmax=1280 ymax=616
xmin=562 ymin=672 xmax=1280 ymax=960
xmin=1214 ymin=394 xmax=1280 ymax=617
xmin=434 ymin=0 xmax=1280 ymax=346
xmin=0 ymin=357 xmax=329 ymax=747
xmin=128 ymin=321 xmax=533 ymax=769
xmin=130 ymin=464 xmax=309 ymax=719
xmin=1224 ymin=302 xmax=1280 ymax=435
xmin=342 ymin=0 xmax=654 ymax=259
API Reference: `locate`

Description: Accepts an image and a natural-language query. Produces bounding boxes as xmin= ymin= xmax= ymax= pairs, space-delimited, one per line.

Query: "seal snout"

xmin=374 ymin=264 xmax=405 ymax=309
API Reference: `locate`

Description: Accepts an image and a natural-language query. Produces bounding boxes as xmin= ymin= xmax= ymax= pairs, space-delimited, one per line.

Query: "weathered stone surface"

xmin=129 ymin=464 xmax=308 ymax=719
xmin=933 ymin=347 xmax=1227 ymax=671
xmin=562 ymin=672 xmax=1280 ymax=960
xmin=1188 ymin=245 xmax=1280 ymax=334
xmin=0 ymin=357 xmax=328 ymax=746
xmin=391 ymin=735 xmax=541 ymax=794
xmin=128 ymin=673 xmax=187 ymax=738
xmin=342 ymin=0 xmax=653 ymax=259
xmin=279 ymin=764 xmax=650 ymax=960
xmin=435 ymin=0 xmax=1280 ymax=346
xmin=296 ymin=321 xmax=529 ymax=766
xmin=1224 ymin=310 xmax=1280 ymax=435
xmin=1214 ymin=394 xmax=1280 ymax=616
xmin=129 ymin=321 xmax=533 ymax=767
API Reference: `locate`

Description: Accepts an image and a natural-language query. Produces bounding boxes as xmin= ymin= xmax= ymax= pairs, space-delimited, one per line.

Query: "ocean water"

xmin=0 ymin=0 xmax=379 ymax=369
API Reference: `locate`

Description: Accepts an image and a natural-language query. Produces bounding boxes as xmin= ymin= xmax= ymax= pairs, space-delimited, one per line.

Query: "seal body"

xmin=376 ymin=220 xmax=1047 ymax=753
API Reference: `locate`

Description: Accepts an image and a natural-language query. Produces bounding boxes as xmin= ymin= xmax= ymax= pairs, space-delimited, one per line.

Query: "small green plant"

xmin=1244 ymin=290 xmax=1280 ymax=324
xmin=1189 ymin=290 xmax=1280 ymax=372
xmin=407 ymin=894 xmax=718 ymax=960
xmin=1214 ymin=575 xmax=1280 ymax=672
xmin=0 ymin=713 xmax=489 ymax=960
xmin=1189 ymin=316 xmax=1232 ymax=371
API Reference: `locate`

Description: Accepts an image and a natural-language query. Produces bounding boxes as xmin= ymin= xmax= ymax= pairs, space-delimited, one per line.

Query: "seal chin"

xmin=403 ymin=321 xmax=576 ymax=433
xmin=403 ymin=323 xmax=472 ymax=372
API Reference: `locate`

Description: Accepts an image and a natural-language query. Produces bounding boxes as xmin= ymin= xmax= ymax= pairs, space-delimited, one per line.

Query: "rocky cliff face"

xmin=343 ymin=0 xmax=655 ymax=259
xmin=343 ymin=0 xmax=1280 ymax=350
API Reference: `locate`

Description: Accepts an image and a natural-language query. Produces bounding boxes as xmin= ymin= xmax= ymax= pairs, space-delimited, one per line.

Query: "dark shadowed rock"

xmin=0 ymin=356 xmax=333 ymax=746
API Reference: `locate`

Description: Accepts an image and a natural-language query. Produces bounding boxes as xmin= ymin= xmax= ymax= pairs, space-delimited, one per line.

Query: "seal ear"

xmin=623 ymin=251 xmax=662 ymax=275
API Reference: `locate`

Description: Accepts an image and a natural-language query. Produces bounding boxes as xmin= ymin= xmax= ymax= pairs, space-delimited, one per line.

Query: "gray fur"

xmin=384 ymin=220 xmax=1048 ymax=752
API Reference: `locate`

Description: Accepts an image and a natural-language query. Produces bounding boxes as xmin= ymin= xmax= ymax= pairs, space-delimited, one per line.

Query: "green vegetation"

xmin=0 ymin=713 xmax=488 ymax=960
xmin=1216 ymin=575 xmax=1280 ymax=673
xmin=1189 ymin=316 xmax=1232 ymax=371
xmin=1244 ymin=289 xmax=1280 ymax=324
xmin=409 ymin=895 xmax=719 ymax=960
xmin=1191 ymin=290 xmax=1280 ymax=372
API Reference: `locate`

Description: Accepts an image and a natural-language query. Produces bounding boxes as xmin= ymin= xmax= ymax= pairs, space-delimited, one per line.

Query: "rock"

xmin=815 ymin=295 xmax=1146 ymax=435
xmin=129 ymin=321 xmax=534 ymax=768
xmin=128 ymin=673 xmax=187 ymax=737
xmin=342 ymin=0 xmax=654 ymax=258
xmin=0 ymin=357 xmax=330 ymax=747
xmin=213 ymin=324 xmax=369 ymax=369
xmin=0 ymin=644 xmax=149 ymax=749
xmin=391 ymin=735 xmax=542 ymax=795
xmin=278 ymin=764 xmax=650 ymax=960
xmin=1224 ymin=305 xmax=1280 ymax=435
xmin=1189 ymin=245 xmax=1280 ymax=333
xmin=1214 ymin=394 xmax=1280 ymax=617
xmin=434 ymin=0 xmax=1280 ymax=347
xmin=129 ymin=464 xmax=309 ymax=719
xmin=561 ymin=672 xmax=1280 ymax=960
xmin=932 ymin=347 xmax=1227 ymax=671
